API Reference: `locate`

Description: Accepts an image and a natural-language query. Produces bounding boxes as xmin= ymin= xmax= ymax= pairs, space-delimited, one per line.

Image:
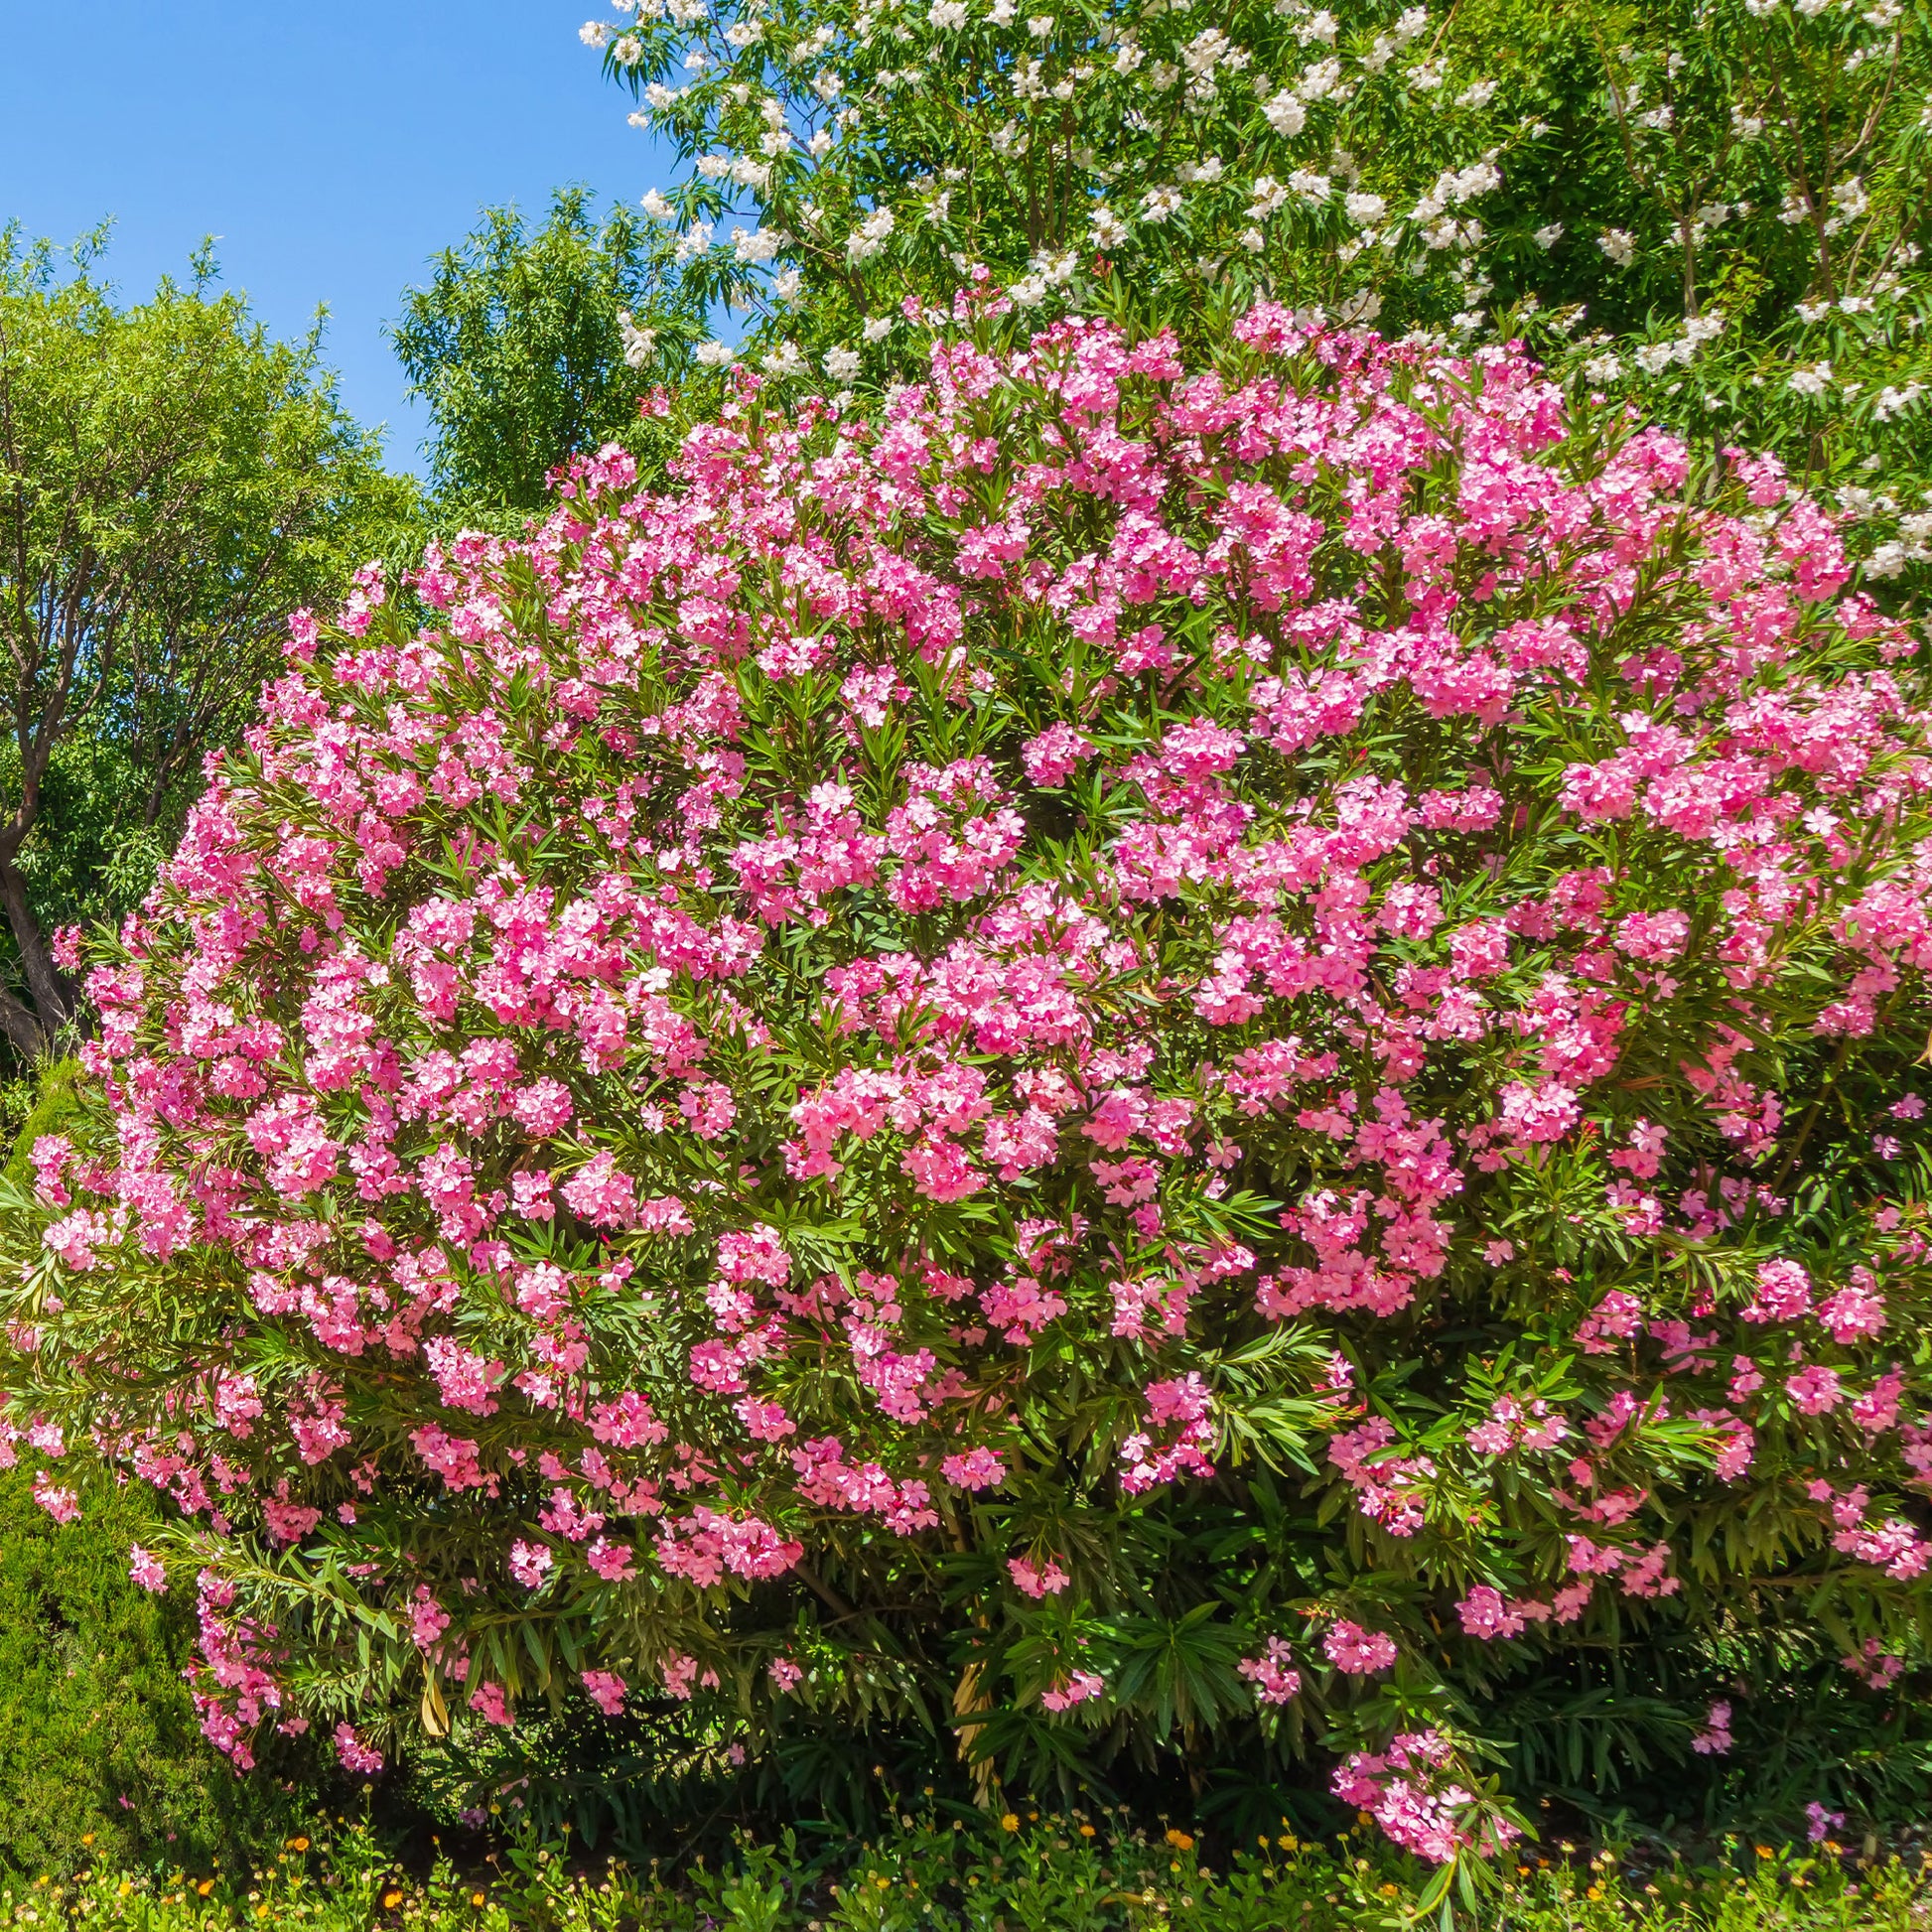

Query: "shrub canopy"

xmin=10 ymin=300 xmax=1932 ymax=1861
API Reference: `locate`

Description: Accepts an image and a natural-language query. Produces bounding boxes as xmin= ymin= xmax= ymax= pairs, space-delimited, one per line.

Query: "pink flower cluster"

xmin=9 ymin=299 xmax=1932 ymax=1856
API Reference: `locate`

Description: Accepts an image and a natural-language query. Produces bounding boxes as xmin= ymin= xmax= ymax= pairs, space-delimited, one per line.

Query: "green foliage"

xmin=1 ymin=1057 xmax=80 ymax=1192
xmin=390 ymin=187 xmax=708 ymax=516
xmin=0 ymin=1461 xmax=308 ymax=1874
xmin=0 ymin=1811 xmax=1924 ymax=1931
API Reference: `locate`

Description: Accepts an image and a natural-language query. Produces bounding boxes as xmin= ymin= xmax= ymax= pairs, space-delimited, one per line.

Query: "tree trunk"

xmin=0 ymin=856 xmax=69 ymax=1049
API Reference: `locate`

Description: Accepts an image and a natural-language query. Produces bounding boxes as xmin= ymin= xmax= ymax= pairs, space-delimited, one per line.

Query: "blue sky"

xmin=0 ymin=1 xmax=668 ymax=474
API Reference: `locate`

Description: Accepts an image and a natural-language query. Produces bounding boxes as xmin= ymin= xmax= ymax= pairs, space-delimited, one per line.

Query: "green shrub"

xmin=3 ymin=1058 xmax=81 ymax=1193
xmin=0 ymin=1460 xmax=306 ymax=1873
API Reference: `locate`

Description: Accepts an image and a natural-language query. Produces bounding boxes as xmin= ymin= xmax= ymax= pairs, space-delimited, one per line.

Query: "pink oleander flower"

xmin=334 ymin=1723 xmax=383 ymax=1774
xmin=1009 ymin=1555 xmax=1070 ymax=1597
xmin=582 ymin=1669 xmax=627 ymax=1716
xmin=1691 ymin=1699 xmax=1733 ymax=1754
xmin=1238 ymin=1637 xmax=1303 ymax=1706
xmin=1323 ymin=1620 xmax=1399 ymax=1674
xmin=129 ymin=1545 xmax=168 ymax=1592
xmin=1040 ymin=1669 xmax=1105 ymax=1712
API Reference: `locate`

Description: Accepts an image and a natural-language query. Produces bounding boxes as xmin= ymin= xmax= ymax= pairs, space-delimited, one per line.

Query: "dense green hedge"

xmin=0 ymin=1458 xmax=308 ymax=1873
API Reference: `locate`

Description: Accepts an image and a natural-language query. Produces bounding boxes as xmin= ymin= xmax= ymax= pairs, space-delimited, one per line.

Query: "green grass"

xmin=7 ymin=1813 xmax=1929 ymax=1931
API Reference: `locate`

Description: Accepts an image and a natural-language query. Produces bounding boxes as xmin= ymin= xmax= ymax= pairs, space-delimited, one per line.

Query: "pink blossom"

xmin=1238 ymin=1637 xmax=1303 ymax=1705
xmin=335 ymin=1723 xmax=383 ymax=1774
xmin=1009 ymin=1555 xmax=1070 ymax=1597
xmin=1691 ymin=1699 xmax=1732 ymax=1754
xmin=1787 ymin=1365 xmax=1847 ymax=1415
xmin=1040 ymin=1669 xmax=1106 ymax=1712
xmin=582 ymin=1669 xmax=627 ymax=1716
xmin=1324 ymin=1620 xmax=1398 ymax=1674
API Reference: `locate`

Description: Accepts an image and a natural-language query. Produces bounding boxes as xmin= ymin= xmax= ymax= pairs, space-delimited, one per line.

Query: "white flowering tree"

xmin=579 ymin=0 xmax=1932 ymax=576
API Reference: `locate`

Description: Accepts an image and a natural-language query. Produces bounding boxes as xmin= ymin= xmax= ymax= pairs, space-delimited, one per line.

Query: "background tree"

xmin=389 ymin=187 xmax=704 ymax=517
xmin=0 ymin=227 xmax=415 ymax=1058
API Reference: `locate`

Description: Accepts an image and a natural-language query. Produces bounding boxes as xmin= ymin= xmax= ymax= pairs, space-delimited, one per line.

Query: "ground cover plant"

xmin=4 ymin=1811 xmax=1932 ymax=1932
xmin=7 ymin=284 xmax=1932 ymax=1875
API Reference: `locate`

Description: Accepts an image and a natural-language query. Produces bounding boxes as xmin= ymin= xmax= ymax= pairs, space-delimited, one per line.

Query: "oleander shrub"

xmin=11 ymin=299 xmax=1932 ymax=1866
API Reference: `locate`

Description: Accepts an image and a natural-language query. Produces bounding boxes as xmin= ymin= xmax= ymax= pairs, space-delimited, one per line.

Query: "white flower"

xmin=1263 ymin=90 xmax=1307 ymax=135
xmin=812 ymin=68 xmax=843 ymax=99
xmin=1634 ymin=341 xmax=1684 ymax=374
xmin=1029 ymin=12 xmax=1053 ymax=34
xmin=1581 ymin=352 xmax=1621 ymax=381
xmin=1636 ymin=104 xmax=1673 ymax=131
xmin=1336 ymin=288 xmax=1382 ymax=324
xmin=1147 ymin=61 xmax=1179 ymax=89
xmin=761 ymin=342 xmax=808 ymax=376
xmin=640 ymin=188 xmax=676 ymax=221
xmin=1295 ymin=9 xmax=1338 ymax=43
xmin=732 ymin=226 xmax=781 ymax=264
xmin=1238 ymin=226 xmax=1266 ymax=252
xmin=1875 ymin=383 xmax=1926 ymax=421
xmin=806 ymin=129 xmax=835 ymax=158
xmin=724 ymin=20 xmax=760 ymax=46
xmin=693 ymin=342 xmax=738 ymax=367
xmin=1114 ymin=36 xmax=1146 ymax=73
xmin=845 ymin=206 xmax=897 ymax=261
xmin=862 ymin=316 xmax=895 ymax=343
xmin=1182 ymin=27 xmax=1229 ymax=72
xmin=1344 ymin=191 xmax=1387 ymax=223
xmin=1683 ymin=314 xmax=1725 ymax=345
xmin=1288 ymin=169 xmax=1331 ymax=204
xmin=1597 ymin=227 xmax=1636 ymax=267
xmin=1090 ymin=206 xmax=1130 ymax=246
xmin=673 ymin=221 xmax=715 ymax=263
xmin=1395 ymin=7 xmax=1430 ymax=41
xmin=617 ymin=310 xmax=657 ymax=370
xmin=644 ymin=81 xmax=680 ymax=109
xmin=696 ymin=154 xmax=735 ymax=178
xmin=929 ymin=0 xmax=967 ymax=25
xmin=824 ymin=346 xmax=863 ymax=381
xmin=1141 ymin=186 xmax=1183 ymax=222
xmin=1787 ymin=360 xmax=1833 ymax=396
xmin=1731 ymin=106 xmax=1764 ymax=138
xmin=1009 ymin=273 xmax=1049 ymax=307
xmin=988 ymin=0 xmax=1016 ymax=19
xmin=1864 ymin=541 xmax=1909 ymax=578
xmin=1247 ymin=176 xmax=1290 ymax=218
xmin=1457 ymin=77 xmax=1498 ymax=107
xmin=1864 ymin=0 xmax=1902 ymax=22
xmin=579 ymin=20 xmax=613 ymax=46
xmin=772 ymin=268 xmax=804 ymax=302
xmin=1299 ymin=57 xmax=1341 ymax=99
xmin=1533 ymin=221 xmax=1564 ymax=249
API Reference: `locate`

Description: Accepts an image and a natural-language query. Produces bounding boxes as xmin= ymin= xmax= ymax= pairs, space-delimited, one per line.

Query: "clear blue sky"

xmin=0 ymin=1 xmax=669 ymax=475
